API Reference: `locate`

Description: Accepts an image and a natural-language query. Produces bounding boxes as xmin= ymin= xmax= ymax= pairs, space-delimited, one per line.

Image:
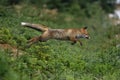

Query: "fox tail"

xmin=21 ymin=22 xmax=49 ymax=32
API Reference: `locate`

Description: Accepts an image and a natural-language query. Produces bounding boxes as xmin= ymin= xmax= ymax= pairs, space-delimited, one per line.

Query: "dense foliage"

xmin=0 ymin=0 xmax=115 ymax=12
xmin=0 ymin=0 xmax=120 ymax=80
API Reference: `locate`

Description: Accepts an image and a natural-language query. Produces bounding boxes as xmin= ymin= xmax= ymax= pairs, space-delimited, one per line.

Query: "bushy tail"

xmin=21 ymin=22 xmax=49 ymax=32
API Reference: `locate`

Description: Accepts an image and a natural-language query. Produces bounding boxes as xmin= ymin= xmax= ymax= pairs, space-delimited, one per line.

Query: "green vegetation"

xmin=0 ymin=0 xmax=120 ymax=80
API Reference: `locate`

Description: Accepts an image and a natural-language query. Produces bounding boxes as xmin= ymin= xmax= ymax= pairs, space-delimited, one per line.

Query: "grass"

xmin=0 ymin=4 xmax=120 ymax=80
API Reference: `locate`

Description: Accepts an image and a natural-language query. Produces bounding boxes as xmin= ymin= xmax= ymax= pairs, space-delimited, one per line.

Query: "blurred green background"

xmin=0 ymin=0 xmax=120 ymax=80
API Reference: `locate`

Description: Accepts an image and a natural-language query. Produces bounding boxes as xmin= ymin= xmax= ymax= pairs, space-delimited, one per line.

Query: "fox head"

xmin=76 ymin=26 xmax=90 ymax=39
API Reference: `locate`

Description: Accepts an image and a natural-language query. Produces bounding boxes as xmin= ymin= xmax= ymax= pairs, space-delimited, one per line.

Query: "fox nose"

xmin=85 ymin=36 xmax=90 ymax=39
xmin=86 ymin=36 xmax=90 ymax=39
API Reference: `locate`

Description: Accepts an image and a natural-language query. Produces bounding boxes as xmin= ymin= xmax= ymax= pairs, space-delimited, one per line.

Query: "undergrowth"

xmin=0 ymin=4 xmax=120 ymax=80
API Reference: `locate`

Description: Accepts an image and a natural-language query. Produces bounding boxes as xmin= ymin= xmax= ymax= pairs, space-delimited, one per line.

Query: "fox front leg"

xmin=70 ymin=37 xmax=83 ymax=46
xmin=70 ymin=37 xmax=77 ymax=45
xmin=71 ymin=41 xmax=77 ymax=45
xmin=78 ymin=40 xmax=83 ymax=46
xmin=71 ymin=40 xmax=82 ymax=46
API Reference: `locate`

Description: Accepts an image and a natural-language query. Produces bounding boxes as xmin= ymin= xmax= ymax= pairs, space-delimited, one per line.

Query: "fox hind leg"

xmin=27 ymin=36 xmax=41 ymax=46
xmin=28 ymin=36 xmax=49 ymax=45
xmin=27 ymin=32 xmax=49 ymax=46
xmin=27 ymin=31 xmax=48 ymax=46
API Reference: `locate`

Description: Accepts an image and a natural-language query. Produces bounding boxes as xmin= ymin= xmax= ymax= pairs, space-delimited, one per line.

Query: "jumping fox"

xmin=21 ymin=22 xmax=90 ymax=46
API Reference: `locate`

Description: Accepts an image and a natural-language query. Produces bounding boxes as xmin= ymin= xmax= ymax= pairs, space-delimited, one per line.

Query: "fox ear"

xmin=83 ymin=26 xmax=88 ymax=29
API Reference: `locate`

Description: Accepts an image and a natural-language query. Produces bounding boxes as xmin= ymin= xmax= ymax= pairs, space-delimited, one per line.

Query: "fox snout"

xmin=76 ymin=34 xmax=90 ymax=39
xmin=85 ymin=35 xmax=90 ymax=39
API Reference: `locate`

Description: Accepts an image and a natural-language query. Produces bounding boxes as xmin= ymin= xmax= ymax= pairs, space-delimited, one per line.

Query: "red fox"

xmin=21 ymin=22 xmax=90 ymax=46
